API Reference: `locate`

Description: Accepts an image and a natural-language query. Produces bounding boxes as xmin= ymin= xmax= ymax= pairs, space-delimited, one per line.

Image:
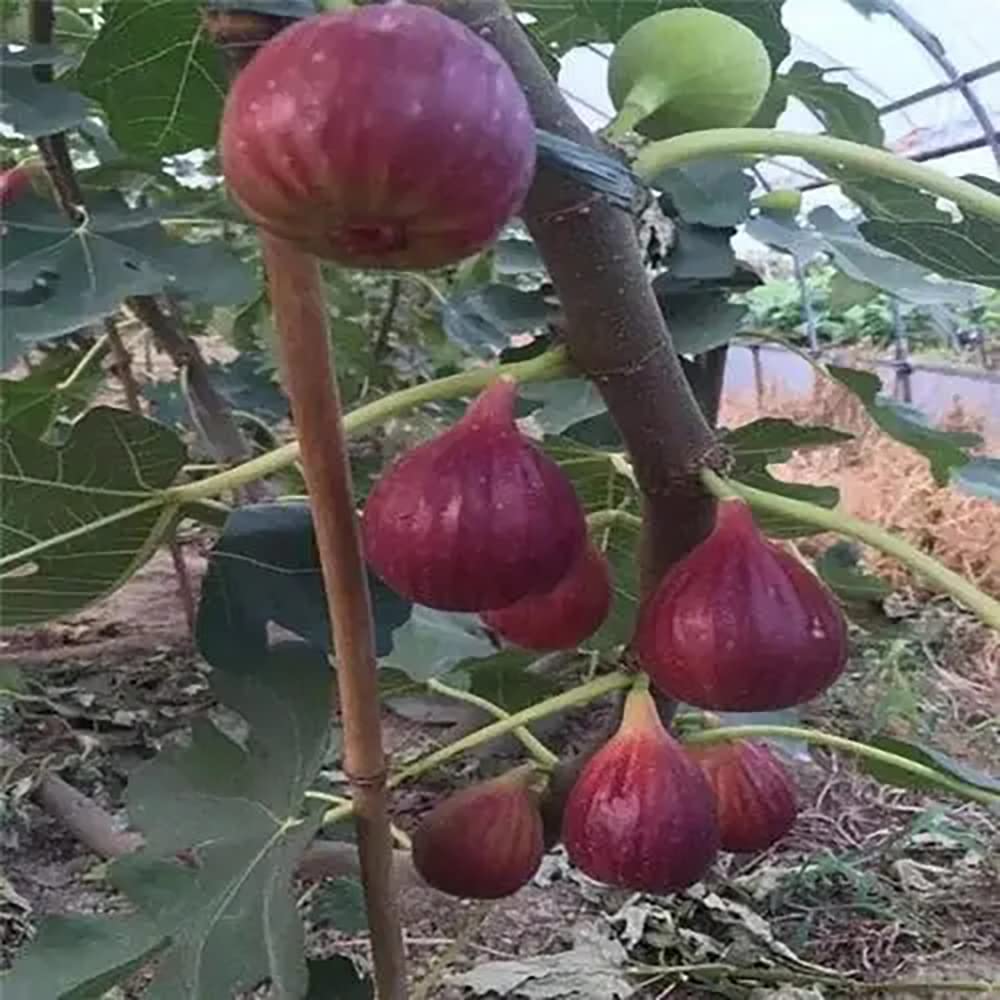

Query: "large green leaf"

xmin=76 ymin=0 xmax=227 ymax=157
xmin=0 ymin=406 xmax=185 ymax=626
xmin=195 ymin=502 xmax=412 ymax=672
xmin=744 ymin=207 xmax=977 ymax=307
xmin=760 ymin=61 xmax=884 ymax=144
xmin=838 ymin=173 xmax=1000 ymax=290
xmin=457 ymin=649 xmax=559 ymax=712
xmin=0 ymin=44 xmax=90 ymax=137
xmin=668 ymin=221 xmax=736 ymax=280
xmin=108 ymin=642 xmax=331 ymax=999
xmin=514 ymin=0 xmax=789 ymax=64
xmin=588 ymin=511 xmax=640 ymax=650
xmin=1 ymin=191 xmax=255 ymax=363
xmin=1 ymin=914 xmax=167 ymax=1000
xmin=655 ymin=159 xmax=754 ymax=229
xmin=543 ymin=436 xmax=637 ymax=513
xmin=952 ymin=457 xmax=1000 ymax=503
xmin=0 ymin=343 xmax=106 ymax=438
xmin=441 ymin=284 xmax=556 ymax=357
xmin=381 ymin=607 xmax=497 ymax=682
xmin=826 ymin=365 xmax=981 ymax=484
xmin=520 ymin=378 xmax=608 ymax=435
xmin=815 ymin=540 xmax=892 ymax=604
xmin=305 ymin=957 xmax=373 ymax=1000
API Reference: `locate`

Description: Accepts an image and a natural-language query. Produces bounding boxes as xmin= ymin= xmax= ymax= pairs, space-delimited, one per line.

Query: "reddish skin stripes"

xmin=562 ymin=688 xmax=719 ymax=893
xmin=687 ymin=741 xmax=797 ymax=853
xmin=635 ymin=500 xmax=848 ymax=711
xmin=362 ymin=379 xmax=586 ymax=612
xmin=220 ymin=5 xmax=536 ymax=269
xmin=483 ymin=541 xmax=612 ymax=651
xmin=412 ymin=769 xmax=544 ymax=899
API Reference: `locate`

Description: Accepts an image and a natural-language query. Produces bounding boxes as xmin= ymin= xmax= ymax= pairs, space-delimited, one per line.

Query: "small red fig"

xmin=411 ymin=766 xmax=545 ymax=899
xmin=362 ymin=379 xmax=587 ymax=611
xmin=562 ymin=685 xmax=719 ymax=893
xmin=220 ymin=5 xmax=535 ymax=269
xmin=0 ymin=162 xmax=42 ymax=207
xmin=635 ymin=500 xmax=848 ymax=711
xmin=482 ymin=541 xmax=612 ymax=651
xmin=687 ymin=741 xmax=797 ymax=853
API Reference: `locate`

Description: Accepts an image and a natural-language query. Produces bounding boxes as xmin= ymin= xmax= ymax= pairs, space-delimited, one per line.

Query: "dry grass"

xmin=723 ymin=377 xmax=999 ymax=619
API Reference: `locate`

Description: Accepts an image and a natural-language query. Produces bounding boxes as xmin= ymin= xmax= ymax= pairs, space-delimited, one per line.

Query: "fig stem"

xmin=682 ymin=724 xmax=1000 ymax=807
xmin=702 ymin=469 xmax=1000 ymax=632
xmin=586 ymin=510 xmax=642 ymax=533
xmin=320 ymin=671 xmax=634 ymax=828
xmin=259 ymin=233 xmax=407 ymax=997
xmin=635 ymin=128 xmax=1000 ymax=225
xmin=303 ymin=792 xmax=413 ymax=848
xmin=426 ymin=678 xmax=559 ymax=767
xmin=169 ymin=347 xmax=572 ymax=504
xmin=606 ymin=76 xmax=672 ymax=139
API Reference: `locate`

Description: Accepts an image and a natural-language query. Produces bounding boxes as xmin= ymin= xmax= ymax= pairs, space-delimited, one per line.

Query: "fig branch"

xmin=635 ymin=129 xmax=1000 ymax=224
xmin=170 ymin=346 xmax=571 ymax=503
xmin=319 ymin=671 xmax=634 ymax=828
xmin=702 ymin=470 xmax=1000 ymax=631
xmin=682 ymin=724 xmax=1000 ymax=808
xmin=421 ymin=0 xmax=721 ymax=590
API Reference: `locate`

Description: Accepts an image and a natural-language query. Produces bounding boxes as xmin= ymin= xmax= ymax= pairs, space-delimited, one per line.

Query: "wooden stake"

xmin=260 ymin=233 xmax=407 ymax=998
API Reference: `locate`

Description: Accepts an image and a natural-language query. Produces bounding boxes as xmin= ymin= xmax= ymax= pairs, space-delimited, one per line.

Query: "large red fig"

xmin=687 ymin=740 xmax=797 ymax=853
xmin=635 ymin=500 xmax=848 ymax=711
xmin=482 ymin=541 xmax=612 ymax=651
xmin=220 ymin=5 xmax=535 ymax=269
xmin=412 ymin=766 xmax=544 ymax=899
xmin=362 ymin=379 xmax=586 ymax=611
xmin=562 ymin=685 xmax=719 ymax=892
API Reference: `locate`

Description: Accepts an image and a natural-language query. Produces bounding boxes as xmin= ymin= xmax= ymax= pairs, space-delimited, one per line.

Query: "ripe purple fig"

xmin=412 ymin=766 xmax=545 ymax=899
xmin=482 ymin=541 xmax=612 ymax=651
xmin=687 ymin=741 xmax=797 ymax=853
xmin=562 ymin=685 xmax=719 ymax=892
xmin=362 ymin=379 xmax=586 ymax=611
xmin=220 ymin=5 xmax=535 ymax=269
xmin=635 ymin=500 xmax=848 ymax=711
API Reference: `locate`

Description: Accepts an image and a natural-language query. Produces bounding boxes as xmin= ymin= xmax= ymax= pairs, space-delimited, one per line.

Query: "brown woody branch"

xmin=421 ymin=0 xmax=719 ymax=591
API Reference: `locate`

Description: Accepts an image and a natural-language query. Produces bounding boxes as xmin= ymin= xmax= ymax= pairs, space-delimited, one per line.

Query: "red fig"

xmin=412 ymin=766 xmax=544 ymax=899
xmin=220 ymin=5 xmax=535 ymax=269
xmin=687 ymin=741 xmax=797 ymax=853
xmin=362 ymin=379 xmax=586 ymax=611
xmin=0 ymin=163 xmax=40 ymax=207
xmin=635 ymin=500 xmax=848 ymax=711
xmin=482 ymin=541 xmax=612 ymax=651
xmin=562 ymin=685 xmax=719 ymax=892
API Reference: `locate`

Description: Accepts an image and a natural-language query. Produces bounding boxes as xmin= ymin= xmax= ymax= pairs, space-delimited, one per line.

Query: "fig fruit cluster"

xmin=362 ymin=379 xmax=612 ymax=650
xmin=220 ymin=4 xmax=535 ymax=269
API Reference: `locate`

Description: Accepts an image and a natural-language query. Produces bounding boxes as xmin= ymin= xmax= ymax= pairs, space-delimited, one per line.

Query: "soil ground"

xmin=1 ymin=381 xmax=998 ymax=999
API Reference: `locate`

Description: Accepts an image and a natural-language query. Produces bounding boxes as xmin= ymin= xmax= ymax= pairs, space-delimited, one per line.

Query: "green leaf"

xmin=305 ymin=957 xmax=373 ymax=1000
xmin=144 ymin=352 xmax=287 ymax=430
xmin=744 ymin=207 xmax=977 ymax=307
xmin=655 ymin=160 xmax=754 ymax=229
xmin=109 ymin=642 xmax=331 ymax=1000
xmin=206 ymin=0 xmax=317 ymax=17
xmin=723 ymin=417 xmax=854 ymax=460
xmin=952 ymin=457 xmax=1000 ymax=502
xmin=827 ymin=365 xmax=981 ymax=484
xmin=768 ymin=62 xmax=884 ymax=144
xmin=861 ymin=734 xmax=1000 ymax=798
xmin=543 ymin=437 xmax=637 ymax=514
xmin=307 ymin=877 xmax=367 ymax=934
xmin=442 ymin=284 xmax=556 ymax=357
xmin=381 ymin=608 xmax=496 ymax=682
xmin=588 ymin=512 xmax=640 ymax=651
xmin=663 ymin=293 xmax=747 ymax=355
xmin=0 ymin=407 xmax=185 ymax=626
xmin=458 ymin=649 xmax=558 ymax=713
xmin=76 ymin=0 xmax=227 ymax=157
xmin=1 ymin=191 xmax=255 ymax=363
xmin=0 ymin=44 xmax=90 ymax=137
xmin=815 ymin=540 xmax=892 ymax=603
xmin=0 ymin=343 xmax=106 ymax=438
xmin=520 ymin=378 xmax=608 ymax=435
xmin=723 ymin=418 xmax=847 ymax=536
xmin=668 ymin=222 xmax=736 ymax=280
xmin=828 ymin=271 xmax=878 ymax=311
xmin=842 ymin=174 xmax=1000 ymax=290
xmin=195 ymin=502 xmax=412 ymax=672
xmin=0 ymin=914 xmax=167 ymax=1000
